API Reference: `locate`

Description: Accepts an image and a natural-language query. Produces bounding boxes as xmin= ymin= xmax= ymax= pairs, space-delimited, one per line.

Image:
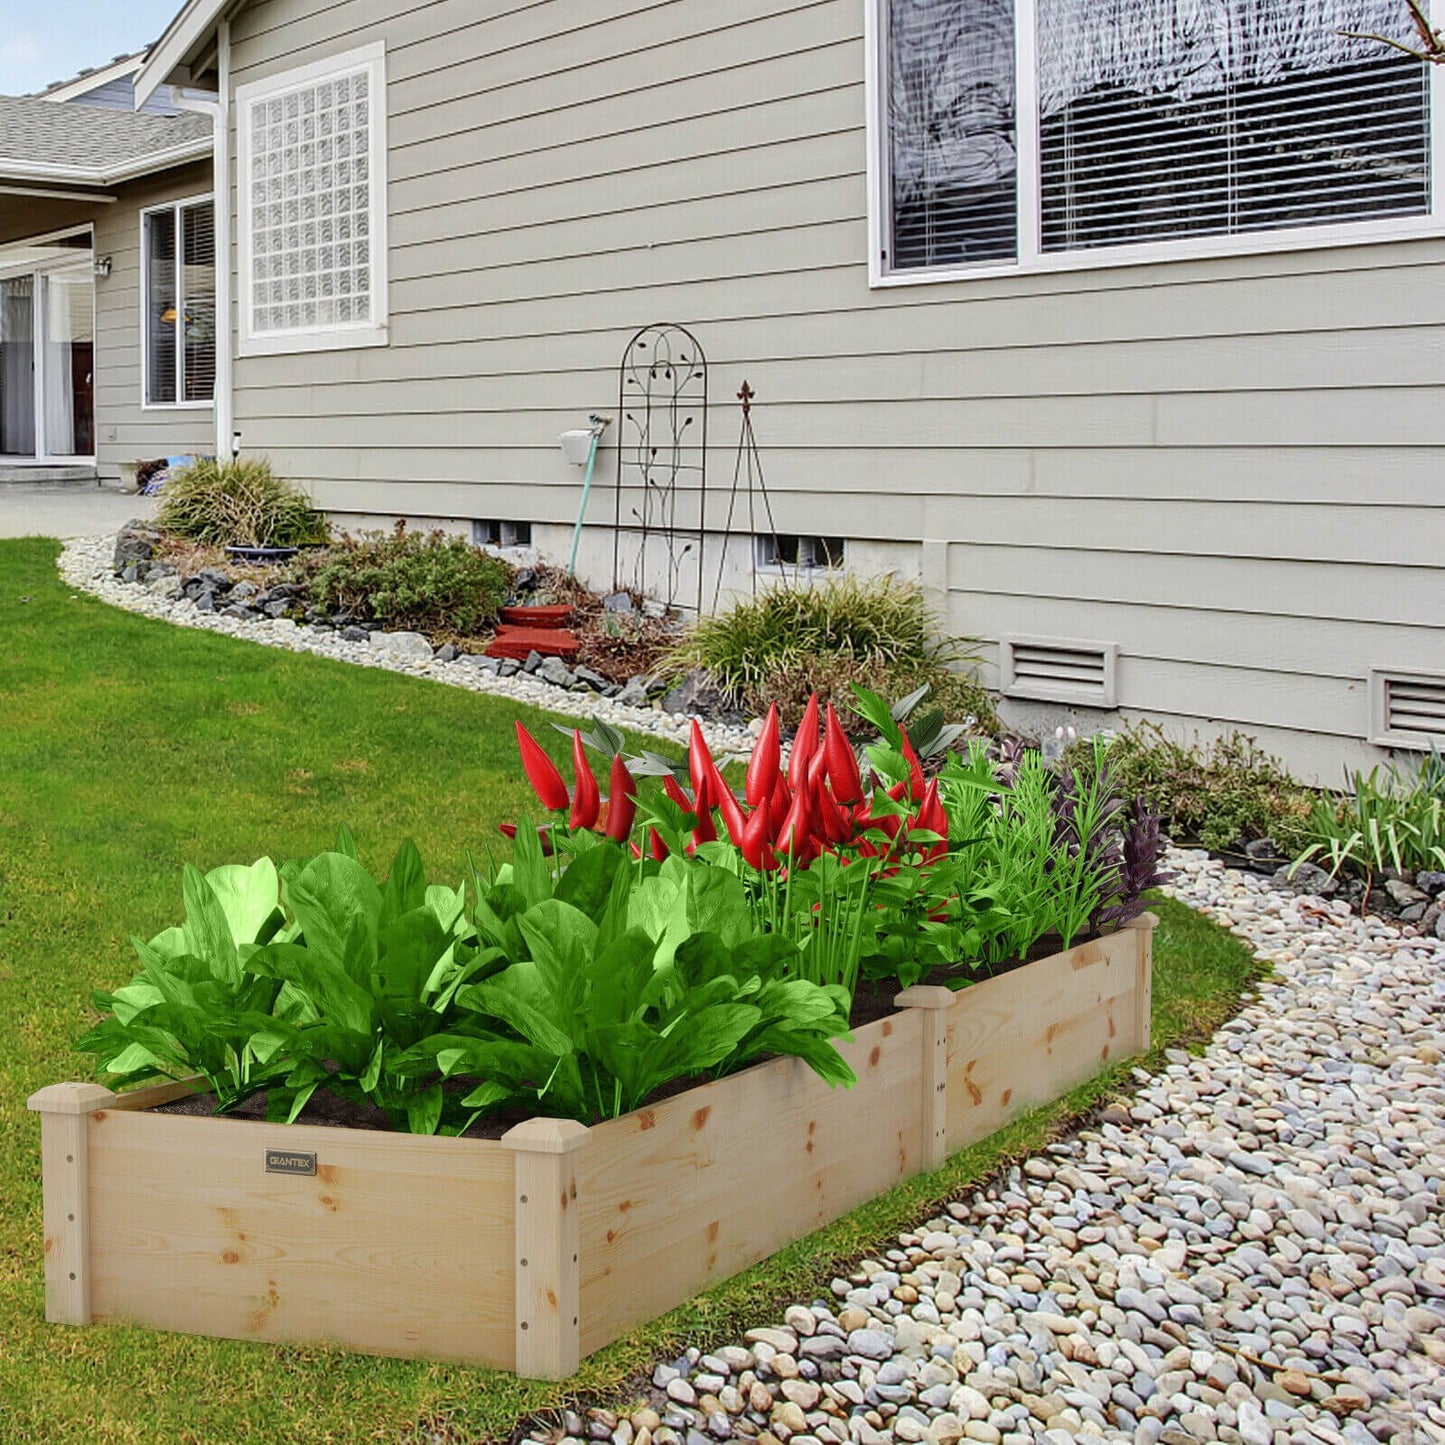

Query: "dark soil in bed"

xmin=152 ymin=931 xmax=1088 ymax=1138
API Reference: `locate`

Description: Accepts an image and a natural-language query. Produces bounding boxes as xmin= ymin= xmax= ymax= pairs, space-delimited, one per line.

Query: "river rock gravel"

xmin=538 ymin=851 xmax=1445 ymax=1445
xmin=55 ymin=534 xmax=757 ymax=758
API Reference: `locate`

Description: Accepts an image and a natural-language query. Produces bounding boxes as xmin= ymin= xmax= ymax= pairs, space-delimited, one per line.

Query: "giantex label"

xmin=264 ymin=1148 xmax=318 ymax=1176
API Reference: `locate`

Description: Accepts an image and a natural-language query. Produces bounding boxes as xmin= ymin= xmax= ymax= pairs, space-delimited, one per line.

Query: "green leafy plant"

xmin=306 ymin=525 xmax=513 ymax=637
xmin=1077 ymin=722 xmax=1314 ymax=854
xmin=76 ymin=856 xmax=298 ymax=1108
xmin=669 ymin=576 xmax=996 ymax=732
xmin=1294 ymin=754 xmax=1445 ymax=888
xmin=432 ymin=834 xmax=856 ymax=1122
xmin=156 ymin=457 xmax=330 ymax=548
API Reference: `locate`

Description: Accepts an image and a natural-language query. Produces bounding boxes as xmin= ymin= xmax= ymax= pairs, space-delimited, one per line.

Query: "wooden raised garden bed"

xmin=28 ymin=917 xmax=1155 ymax=1380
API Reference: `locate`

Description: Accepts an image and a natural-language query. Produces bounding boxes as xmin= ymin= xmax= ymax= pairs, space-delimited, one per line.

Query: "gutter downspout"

xmin=172 ymin=17 xmax=232 ymax=461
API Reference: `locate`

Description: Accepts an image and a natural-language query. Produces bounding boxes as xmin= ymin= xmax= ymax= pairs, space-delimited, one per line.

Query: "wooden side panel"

xmin=576 ymin=1011 xmax=924 ymax=1355
xmin=944 ymin=930 xmax=1142 ymax=1153
xmin=85 ymin=1111 xmax=516 ymax=1367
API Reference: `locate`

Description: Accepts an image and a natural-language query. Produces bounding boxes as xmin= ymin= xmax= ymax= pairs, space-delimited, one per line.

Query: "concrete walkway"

xmin=0 ymin=484 xmax=153 ymax=540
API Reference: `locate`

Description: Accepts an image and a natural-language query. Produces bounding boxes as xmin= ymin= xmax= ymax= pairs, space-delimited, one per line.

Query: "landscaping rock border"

xmin=58 ymin=535 xmax=759 ymax=758
xmin=525 ymin=850 xmax=1445 ymax=1445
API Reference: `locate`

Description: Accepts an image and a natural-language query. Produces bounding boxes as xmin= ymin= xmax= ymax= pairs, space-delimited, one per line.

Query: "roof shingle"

xmin=0 ymin=94 xmax=211 ymax=183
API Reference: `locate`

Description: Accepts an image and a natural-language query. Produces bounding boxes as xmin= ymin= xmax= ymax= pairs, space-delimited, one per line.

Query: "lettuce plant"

xmin=431 ymin=834 xmax=855 ymax=1123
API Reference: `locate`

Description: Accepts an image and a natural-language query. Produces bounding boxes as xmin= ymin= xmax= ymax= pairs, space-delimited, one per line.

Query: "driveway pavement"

xmin=0 ymin=484 xmax=154 ymax=540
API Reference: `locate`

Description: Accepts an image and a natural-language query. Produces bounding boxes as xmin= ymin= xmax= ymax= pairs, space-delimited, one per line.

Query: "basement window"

xmin=755 ymin=534 xmax=845 ymax=570
xmin=473 ymin=519 xmax=532 ymax=547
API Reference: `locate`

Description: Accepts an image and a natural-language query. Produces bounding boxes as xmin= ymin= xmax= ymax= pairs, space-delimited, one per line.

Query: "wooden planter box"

xmin=29 ymin=917 xmax=1155 ymax=1379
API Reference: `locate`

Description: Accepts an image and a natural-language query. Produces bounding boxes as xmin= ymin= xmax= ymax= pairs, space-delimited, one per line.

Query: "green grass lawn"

xmin=0 ymin=538 xmax=1259 ymax=1445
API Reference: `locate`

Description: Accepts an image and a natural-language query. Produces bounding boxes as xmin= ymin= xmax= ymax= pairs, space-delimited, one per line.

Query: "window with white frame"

xmin=237 ymin=42 xmax=387 ymax=354
xmin=876 ymin=0 xmax=1433 ymax=278
xmin=143 ymin=198 xmax=216 ymax=406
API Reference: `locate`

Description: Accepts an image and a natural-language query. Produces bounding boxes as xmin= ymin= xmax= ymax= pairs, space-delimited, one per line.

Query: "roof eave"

xmin=135 ymin=0 xmax=229 ymax=107
xmin=0 ymin=136 xmax=213 ymax=189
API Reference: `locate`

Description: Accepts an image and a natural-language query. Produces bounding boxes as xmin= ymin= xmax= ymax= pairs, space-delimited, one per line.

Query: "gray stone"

xmin=341 ymin=625 xmax=370 ymax=643
xmin=574 ymin=665 xmax=609 ymax=691
xmin=845 ymin=1330 xmax=894 ymax=1362
xmin=369 ymin=630 xmax=434 ymax=660
xmin=112 ymin=521 xmax=162 ymax=571
xmin=435 ymin=642 xmax=460 ymax=663
xmin=603 ymin=591 xmax=635 ymax=613
xmin=1271 ymin=862 xmax=1338 ymax=897
xmin=661 ymin=667 xmax=729 ymax=718
xmin=538 ymin=655 xmax=575 ymax=687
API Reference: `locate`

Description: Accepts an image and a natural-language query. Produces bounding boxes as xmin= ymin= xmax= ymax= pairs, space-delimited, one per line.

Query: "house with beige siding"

xmin=3 ymin=0 xmax=1443 ymax=779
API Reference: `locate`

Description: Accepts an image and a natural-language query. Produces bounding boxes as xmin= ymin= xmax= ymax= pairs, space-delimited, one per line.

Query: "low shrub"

xmin=1296 ymin=752 xmax=1445 ymax=883
xmin=155 ymin=457 xmax=329 ymax=548
xmin=305 ymin=525 xmax=512 ymax=636
xmin=1079 ymin=722 xmax=1315 ymax=854
xmin=669 ymin=576 xmax=997 ymax=732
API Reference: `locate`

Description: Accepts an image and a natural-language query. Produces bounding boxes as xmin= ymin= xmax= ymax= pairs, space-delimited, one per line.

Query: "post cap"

xmin=501 ymin=1117 xmax=592 ymax=1154
xmin=893 ymin=984 xmax=957 ymax=1011
xmin=26 ymin=1082 xmax=114 ymax=1115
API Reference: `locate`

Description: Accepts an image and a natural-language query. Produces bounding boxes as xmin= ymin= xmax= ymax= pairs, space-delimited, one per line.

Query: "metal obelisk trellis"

xmin=712 ymin=380 xmax=785 ymax=613
xmin=613 ymin=324 xmax=708 ymax=613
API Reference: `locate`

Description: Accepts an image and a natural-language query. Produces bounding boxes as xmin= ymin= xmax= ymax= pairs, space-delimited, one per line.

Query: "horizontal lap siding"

xmin=226 ymin=0 xmax=1445 ymax=778
xmin=93 ymin=166 xmax=215 ymax=477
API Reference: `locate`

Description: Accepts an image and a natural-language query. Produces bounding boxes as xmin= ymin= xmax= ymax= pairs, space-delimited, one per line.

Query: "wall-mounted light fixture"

xmin=93 ymin=256 xmax=112 ymax=278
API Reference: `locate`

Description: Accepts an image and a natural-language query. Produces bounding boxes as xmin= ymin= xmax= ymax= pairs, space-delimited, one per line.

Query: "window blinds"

xmin=1037 ymin=0 xmax=1430 ymax=252
xmin=182 ymin=201 xmax=217 ymax=402
xmin=884 ymin=0 xmax=1431 ymax=271
xmin=887 ymin=0 xmax=1018 ymax=270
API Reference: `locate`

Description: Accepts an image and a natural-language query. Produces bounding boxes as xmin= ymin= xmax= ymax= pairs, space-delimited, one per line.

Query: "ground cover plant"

xmin=1 ymin=538 xmax=1254 ymax=1444
xmin=1078 ymin=721 xmax=1315 ymax=854
xmin=299 ymin=523 xmax=514 ymax=638
xmin=154 ymin=456 xmax=330 ymax=549
xmin=668 ymin=575 xmax=999 ymax=734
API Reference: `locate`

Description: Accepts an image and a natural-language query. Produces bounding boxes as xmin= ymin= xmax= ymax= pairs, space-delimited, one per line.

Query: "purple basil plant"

xmin=1093 ymin=795 xmax=1175 ymax=930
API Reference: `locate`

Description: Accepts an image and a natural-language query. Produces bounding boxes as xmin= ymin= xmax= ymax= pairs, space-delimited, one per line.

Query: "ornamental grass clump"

xmin=1294 ymin=751 xmax=1445 ymax=886
xmin=156 ymin=457 xmax=330 ymax=548
xmin=669 ymin=576 xmax=997 ymax=732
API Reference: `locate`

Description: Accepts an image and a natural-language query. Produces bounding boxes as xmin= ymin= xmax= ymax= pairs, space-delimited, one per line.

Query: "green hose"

xmin=567 ymin=428 xmax=603 ymax=578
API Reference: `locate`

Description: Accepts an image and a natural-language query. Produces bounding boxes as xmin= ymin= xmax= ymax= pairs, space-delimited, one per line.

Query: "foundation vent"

xmin=1001 ymin=636 xmax=1118 ymax=708
xmin=1371 ymin=669 xmax=1445 ymax=749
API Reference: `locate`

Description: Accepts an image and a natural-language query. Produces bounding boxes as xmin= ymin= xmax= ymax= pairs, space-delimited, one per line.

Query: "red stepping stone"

xmin=498 ymin=604 xmax=574 ymax=627
xmin=485 ymin=626 xmax=580 ymax=661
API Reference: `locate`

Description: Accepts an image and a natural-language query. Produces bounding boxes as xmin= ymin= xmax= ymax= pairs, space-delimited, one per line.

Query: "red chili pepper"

xmin=714 ymin=777 xmax=747 ymax=847
xmin=604 ymin=754 xmax=637 ymax=842
xmin=912 ymin=778 xmax=948 ymax=860
xmin=692 ymin=803 xmax=718 ymax=846
xmin=497 ymin=821 xmax=553 ymax=855
xmin=823 ymin=702 xmax=863 ymax=805
xmin=899 ymin=728 xmax=926 ymax=802
xmin=568 ymin=730 xmax=601 ymax=830
xmin=688 ymin=720 xmax=716 ymax=811
xmin=746 ymin=703 xmax=781 ymax=807
xmin=776 ymin=785 xmax=813 ymax=858
xmin=769 ymin=771 xmax=792 ymax=834
xmin=812 ymin=772 xmax=851 ymax=846
xmin=663 ymin=773 xmax=694 ymax=813
xmin=515 ymin=722 xmax=569 ymax=812
xmin=740 ymin=796 xmax=776 ymax=872
xmin=787 ymin=693 xmax=821 ymax=788
xmin=649 ymin=826 xmax=668 ymax=862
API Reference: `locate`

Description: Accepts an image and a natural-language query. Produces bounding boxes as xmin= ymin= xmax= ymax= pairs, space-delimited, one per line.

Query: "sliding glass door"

xmin=40 ymin=266 xmax=95 ymax=459
xmin=0 ymin=257 xmax=94 ymax=461
xmin=0 ymin=276 xmax=35 ymax=457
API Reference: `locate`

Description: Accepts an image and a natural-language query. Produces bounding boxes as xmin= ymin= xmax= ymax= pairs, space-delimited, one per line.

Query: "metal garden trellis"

xmin=612 ymin=323 xmax=709 ymax=614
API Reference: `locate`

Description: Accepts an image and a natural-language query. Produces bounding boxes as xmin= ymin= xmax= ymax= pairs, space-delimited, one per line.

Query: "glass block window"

xmin=237 ymin=43 xmax=387 ymax=353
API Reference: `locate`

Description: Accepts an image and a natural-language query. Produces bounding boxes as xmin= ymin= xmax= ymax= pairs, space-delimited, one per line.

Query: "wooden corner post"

xmin=1123 ymin=911 xmax=1159 ymax=1055
xmin=26 ymin=1082 xmax=113 ymax=1325
xmin=895 ymin=985 xmax=955 ymax=1170
xmin=502 ymin=1117 xmax=590 ymax=1380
